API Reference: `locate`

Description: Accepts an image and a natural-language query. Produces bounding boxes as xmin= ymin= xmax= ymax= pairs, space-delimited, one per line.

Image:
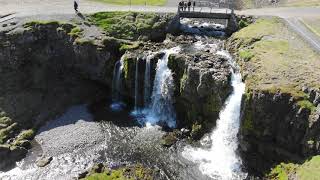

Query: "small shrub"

xmin=239 ymin=19 xmax=249 ymax=29
xmin=239 ymin=49 xmax=254 ymax=61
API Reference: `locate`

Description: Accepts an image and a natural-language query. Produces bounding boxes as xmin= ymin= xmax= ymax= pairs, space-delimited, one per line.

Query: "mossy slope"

xmin=89 ymin=12 xmax=172 ymax=41
xmin=268 ymin=155 xmax=320 ymax=180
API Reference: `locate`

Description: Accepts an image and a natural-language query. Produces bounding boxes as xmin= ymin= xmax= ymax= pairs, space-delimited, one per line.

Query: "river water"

xmin=0 ymin=19 xmax=247 ymax=180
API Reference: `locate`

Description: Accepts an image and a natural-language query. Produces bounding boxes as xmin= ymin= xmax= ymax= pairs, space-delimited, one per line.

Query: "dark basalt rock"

xmin=239 ymin=90 xmax=320 ymax=175
xmin=0 ymin=22 xmax=119 ymax=170
xmin=168 ymin=52 xmax=232 ymax=138
xmin=0 ymin=145 xmax=27 ymax=170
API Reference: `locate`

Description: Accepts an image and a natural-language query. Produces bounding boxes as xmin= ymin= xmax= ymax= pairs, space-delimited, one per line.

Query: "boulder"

xmin=36 ymin=156 xmax=53 ymax=167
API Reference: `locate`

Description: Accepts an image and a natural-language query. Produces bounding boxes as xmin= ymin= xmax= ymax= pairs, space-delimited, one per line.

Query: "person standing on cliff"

xmin=74 ymin=0 xmax=79 ymax=13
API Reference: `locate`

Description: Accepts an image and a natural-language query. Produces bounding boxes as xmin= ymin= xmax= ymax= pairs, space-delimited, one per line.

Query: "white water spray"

xmin=182 ymin=50 xmax=247 ymax=180
xmin=137 ymin=47 xmax=180 ymax=128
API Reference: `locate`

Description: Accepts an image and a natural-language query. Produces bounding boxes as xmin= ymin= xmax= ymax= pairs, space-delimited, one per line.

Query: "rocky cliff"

xmin=119 ymin=36 xmax=233 ymax=138
xmin=0 ymin=14 xmax=234 ymax=170
xmin=227 ymin=17 xmax=320 ymax=176
xmin=0 ymin=20 xmax=124 ymax=170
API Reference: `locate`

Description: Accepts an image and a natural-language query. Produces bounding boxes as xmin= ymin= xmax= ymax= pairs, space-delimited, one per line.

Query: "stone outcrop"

xmin=0 ymin=21 xmax=122 ymax=170
xmin=118 ymin=36 xmax=233 ymax=137
xmin=168 ymin=52 xmax=232 ymax=139
xmin=239 ymin=90 xmax=320 ymax=174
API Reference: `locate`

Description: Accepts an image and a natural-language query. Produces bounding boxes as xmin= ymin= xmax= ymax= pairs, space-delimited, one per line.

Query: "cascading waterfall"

xmin=182 ymin=50 xmax=247 ymax=180
xmin=134 ymin=58 xmax=140 ymax=111
xmin=135 ymin=47 xmax=180 ymax=128
xmin=111 ymin=56 xmax=125 ymax=111
xmin=144 ymin=54 xmax=153 ymax=107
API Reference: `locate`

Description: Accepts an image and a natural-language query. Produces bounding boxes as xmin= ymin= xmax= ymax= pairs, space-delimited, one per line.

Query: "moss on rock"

xmin=0 ymin=122 xmax=18 ymax=144
xmin=84 ymin=164 xmax=154 ymax=180
xmin=297 ymin=100 xmax=317 ymax=112
xmin=160 ymin=132 xmax=178 ymax=147
xmin=68 ymin=27 xmax=83 ymax=38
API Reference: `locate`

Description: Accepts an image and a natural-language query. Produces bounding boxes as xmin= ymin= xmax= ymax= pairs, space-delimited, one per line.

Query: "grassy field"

xmin=268 ymin=156 xmax=320 ymax=180
xmin=91 ymin=0 xmax=167 ymax=6
xmin=89 ymin=11 xmax=170 ymax=41
xmin=301 ymin=17 xmax=320 ymax=37
xmin=229 ymin=17 xmax=320 ymax=100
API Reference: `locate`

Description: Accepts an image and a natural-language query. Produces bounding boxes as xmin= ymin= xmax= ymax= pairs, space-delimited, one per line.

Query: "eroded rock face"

xmin=169 ymin=52 xmax=232 ymax=138
xmin=0 ymin=22 xmax=119 ymax=170
xmin=120 ymin=37 xmax=233 ymax=137
xmin=239 ymin=91 xmax=320 ymax=173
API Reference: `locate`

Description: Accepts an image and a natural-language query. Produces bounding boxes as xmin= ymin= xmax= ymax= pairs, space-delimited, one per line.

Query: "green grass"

xmin=0 ymin=116 xmax=12 ymax=126
xmin=16 ymin=129 xmax=35 ymax=141
xmin=75 ymin=38 xmax=96 ymax=45
xmin=85 ymin=164 xmax=153 ymax=180
xmin=297 ymin=156 xmax=320 ymax=180
xmin=234 ymin=18 xmax=279 ymax=45
xmin=119 ymin=42 xmax=140 ymax=52
xmin=268 ymin=156 xmax=320 ymax=180
xmin=86 ymin=171 xmax=130 ymax=180
xmin=68 ymin=27 xmax=83 ymax=38
xmin=297 ymin=100 xmax=317 ymax=111
xmin=0 ymin=122 xmax=18 ymax=144
xmin=268 ymin=163 xmax=297 ymax=180
xmin=89 ymin=11 xmax=169 ymax=41
xmin=91 ymin=0 xmax=167 ymax=6
xmin=230 ymin=17 xmax=320 ymax=100
xmin=239 ymin=49 xmax=254 ymax=61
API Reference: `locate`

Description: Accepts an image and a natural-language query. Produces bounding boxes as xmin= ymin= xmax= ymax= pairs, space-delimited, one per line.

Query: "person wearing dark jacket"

xmin=74 ymin=0 xmax=79 ymax=13
xmin=193 ymin=1 xmax=196 ymax=11
xmin=179 ymin=1 xmax=184 ymax=11
xmin=187 ymin=1 xmax=191 ymax=11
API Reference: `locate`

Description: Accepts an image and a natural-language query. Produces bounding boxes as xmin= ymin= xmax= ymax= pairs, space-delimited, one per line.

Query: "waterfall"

xmin=111 ymin=56 xmax=125 ymax=111
xmin=144 ymin=53 xmax=153 ymax=107
xmin=134 ymin=58 xmax=140 ymax=111
xmin=143 ymin=47 xmax=180 ymax=128
xmin=182 ymin=50 xmax=247 ymax=180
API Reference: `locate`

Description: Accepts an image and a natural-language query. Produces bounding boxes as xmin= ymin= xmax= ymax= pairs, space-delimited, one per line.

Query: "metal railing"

xmin=177 ymin=0 xmax=232 ymax=13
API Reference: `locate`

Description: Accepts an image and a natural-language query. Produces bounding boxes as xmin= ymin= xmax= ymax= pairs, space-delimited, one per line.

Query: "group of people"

xmin=179 ymin=1 xmax=196 ymax=12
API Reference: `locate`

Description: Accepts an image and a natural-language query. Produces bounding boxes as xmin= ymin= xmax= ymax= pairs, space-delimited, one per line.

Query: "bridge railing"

xmin=177 ymin=1 xmax=232 ymax=14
